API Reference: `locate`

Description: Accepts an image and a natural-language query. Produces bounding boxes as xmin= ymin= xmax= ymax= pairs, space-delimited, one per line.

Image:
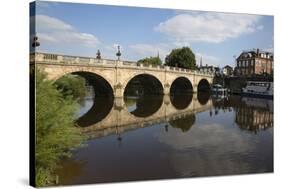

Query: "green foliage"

xmin=137 ymin=56 xmax=162 ymax=66
xmin=165 ymin=47 xmax=196 ymax=69
xmin=55 ymin=74 xmax=87 ymax=100
xmin=35 ymin=69 xmax=84 ymax=186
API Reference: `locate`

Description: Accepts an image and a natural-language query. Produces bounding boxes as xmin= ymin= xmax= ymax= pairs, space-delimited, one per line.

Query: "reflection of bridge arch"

xmin=170 ymin=94 xmax=193 ymax=110
xmin=126 ymin=95 xmax=164 ymax=117
xmin=80 ymin=94 xmax=213 ymax=139
xmin=197 ymin=92 xmax=210 ymax=105
xmin=77 ymin=96 xmax=114 ymax=127
xmin=124 ymin=74 xmax=164 ymax=96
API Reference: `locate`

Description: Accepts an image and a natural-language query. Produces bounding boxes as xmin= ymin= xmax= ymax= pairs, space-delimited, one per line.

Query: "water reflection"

xmin=169 ymin=114 xmax=195 ymax=132
xmin=236 ymin=97 xmax=273 ymax=133
xmin=56 ymin=94 xmax=273 ymax=186
xmin=170 ymin=93 xmax=193 ymax=109
xmin=125 ymin=95 xmax=163 ymax=117
xmin=197 ymin=91 xmax=210 ymax=105
xmin=76 ymin=96 xmax=113 ymax=127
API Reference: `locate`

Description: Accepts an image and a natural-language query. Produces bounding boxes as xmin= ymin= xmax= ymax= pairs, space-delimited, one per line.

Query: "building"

xmin=199 ymin=64 xmax=216 ymax=73
xmin=235 ymin=49 xmax=273 ymax=76
xmin=222 ymin=65 xmax=233 ymax=76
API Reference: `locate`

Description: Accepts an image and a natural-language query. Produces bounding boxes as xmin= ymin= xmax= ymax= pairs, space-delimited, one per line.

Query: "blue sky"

xmin=30 ymin=1 xmax=274 ymax=67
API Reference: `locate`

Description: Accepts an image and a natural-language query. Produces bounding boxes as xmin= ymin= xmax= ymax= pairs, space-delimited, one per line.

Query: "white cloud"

xmin=33 ymin=15 xmax=99 ymax=48
xmin=154 ymin=12 xmax=262 ymax=44
xmin=129 ymin=43 xmax=170 ymax=61
xmin=196 ymin=52 xmax=220 ymax=67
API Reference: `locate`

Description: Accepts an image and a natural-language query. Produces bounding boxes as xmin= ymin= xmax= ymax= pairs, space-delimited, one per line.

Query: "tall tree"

xmin=137 ymin=56 xmax=162 ymax=66
xmin=165 ymin=47 xmax=196 ymax=69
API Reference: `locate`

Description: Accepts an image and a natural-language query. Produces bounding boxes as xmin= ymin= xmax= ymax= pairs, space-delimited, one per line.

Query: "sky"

xmin=30 ymin=1 xmax=274 ymax=67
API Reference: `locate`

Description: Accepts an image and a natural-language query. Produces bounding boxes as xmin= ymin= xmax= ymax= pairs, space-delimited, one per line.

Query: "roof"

xmin=223 ymin=65 xmax=233 ymax=69
xmin=237 ymin=49 xmax=273 ymax=60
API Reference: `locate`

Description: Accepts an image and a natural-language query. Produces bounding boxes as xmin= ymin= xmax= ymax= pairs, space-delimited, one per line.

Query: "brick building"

xmin=235 ymin=49 xmax=273 ymax=76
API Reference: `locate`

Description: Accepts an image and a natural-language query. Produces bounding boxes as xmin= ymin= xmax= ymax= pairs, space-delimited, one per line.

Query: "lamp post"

xmin=32 ymin=35 xmax=40 ymax=48
xmin=96 ymin=49 xmax=101 ymax=59
xmin=116 ymin=45 xmax=121 ymax=61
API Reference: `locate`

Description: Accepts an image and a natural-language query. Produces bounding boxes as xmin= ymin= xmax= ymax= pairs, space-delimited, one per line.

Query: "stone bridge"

xmin=79 ymin=94 xmax=213 ymax=139
xmin=31 ymin=52 xmax=214 ymax=97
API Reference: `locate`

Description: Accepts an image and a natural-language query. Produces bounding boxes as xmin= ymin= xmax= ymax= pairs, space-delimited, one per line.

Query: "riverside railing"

xmin=31 ymin=52 xmax=214 ymax=76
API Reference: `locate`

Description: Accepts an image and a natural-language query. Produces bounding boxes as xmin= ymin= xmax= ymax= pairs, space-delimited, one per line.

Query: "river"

xmin=55 ymin=92 xmax=273 ymax=186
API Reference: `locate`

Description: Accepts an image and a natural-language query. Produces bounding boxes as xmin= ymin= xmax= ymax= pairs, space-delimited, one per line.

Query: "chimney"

xmin=257 ymin=48 xmax=260 ymax=57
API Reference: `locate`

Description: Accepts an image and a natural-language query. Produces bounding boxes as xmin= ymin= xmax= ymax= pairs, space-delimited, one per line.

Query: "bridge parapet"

xmin=31 ymin=52 xmax=214 ymax=77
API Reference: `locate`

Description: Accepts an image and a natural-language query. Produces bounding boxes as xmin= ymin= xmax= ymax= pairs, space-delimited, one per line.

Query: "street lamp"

xmin=32 ymin=35 xmax=40 ymax=48
xmin=116 ymin=45 xmax=121 ymax=61
xmin=96 ymin=49 xmax=101 ymax=59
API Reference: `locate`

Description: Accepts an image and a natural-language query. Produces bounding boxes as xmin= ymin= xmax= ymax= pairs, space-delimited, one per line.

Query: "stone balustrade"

xmin=31 ymin=52 xmax=214 ymax=76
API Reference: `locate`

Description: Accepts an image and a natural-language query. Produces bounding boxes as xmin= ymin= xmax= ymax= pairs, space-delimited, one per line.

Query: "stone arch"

xmin=123 ymin=73 xmax=164 ymax=96
xmin=52 ymin=69 xmax=115 ymax=127
xmin=55 ymin=70 xmax=114 ymax=97
xmin=197 ymin=78 xmax=211 ymax=92
xmin=170 ymin=76 xmax=193 ymax=94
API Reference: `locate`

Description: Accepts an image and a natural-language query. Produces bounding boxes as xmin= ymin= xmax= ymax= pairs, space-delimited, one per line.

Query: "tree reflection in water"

xmin=169 ymin=114 xmax=196 ymax=132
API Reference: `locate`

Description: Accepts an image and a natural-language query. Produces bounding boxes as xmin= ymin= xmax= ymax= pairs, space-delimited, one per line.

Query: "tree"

xmin=35 ymin=69 xmax=84 ymax=186
xmin=137 ymin=56 xmax=162 ymax=66
xmin=165 ymin=47 xmax=196 ymax=69
xmin=55 ymin=74 xmax=87 ymax=100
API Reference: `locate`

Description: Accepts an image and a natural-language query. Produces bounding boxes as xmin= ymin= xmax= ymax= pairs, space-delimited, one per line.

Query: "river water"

xmin=55 ymin=93 xmax=273 ymax=186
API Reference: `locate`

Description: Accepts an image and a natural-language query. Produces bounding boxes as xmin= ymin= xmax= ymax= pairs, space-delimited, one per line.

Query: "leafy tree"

xmin=137 ymin=56 xmax=162 ymax=66
xmin=35 ymin=69 xmax=84 ymax=186
xmin=165 ymin=47 xmax=196 ymax=69
xmin=55 ymin=74 xmax=87 ymax=100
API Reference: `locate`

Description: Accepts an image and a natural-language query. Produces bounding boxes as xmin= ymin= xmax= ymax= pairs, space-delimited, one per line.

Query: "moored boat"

xmin=242 ymin=81 xmax=273 ymax=99
xmin=211 ymin=84 xmax=228 ymax=98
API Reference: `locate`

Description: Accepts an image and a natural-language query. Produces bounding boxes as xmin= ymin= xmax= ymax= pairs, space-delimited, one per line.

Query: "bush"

xmin=35 ymin=69 xmax=84 ymax=186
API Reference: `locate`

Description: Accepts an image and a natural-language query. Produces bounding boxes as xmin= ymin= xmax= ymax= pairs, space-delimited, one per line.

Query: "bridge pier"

xmin=193 ymin=85 xmax=198 ymax=93
xmin=163 ymin=83 xmax=170 ymax=95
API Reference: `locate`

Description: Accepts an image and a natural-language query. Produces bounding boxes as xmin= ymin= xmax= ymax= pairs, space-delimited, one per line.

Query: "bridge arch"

xmin=197 ymin=78 xmax=211 ymax=92
xmin=123 ymin=73 xmax=164 ymax=96
xmin=56 ymin=71 xmax=114 ymax=97
xmin=170 ymin=76 xmax=193 ymax=94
